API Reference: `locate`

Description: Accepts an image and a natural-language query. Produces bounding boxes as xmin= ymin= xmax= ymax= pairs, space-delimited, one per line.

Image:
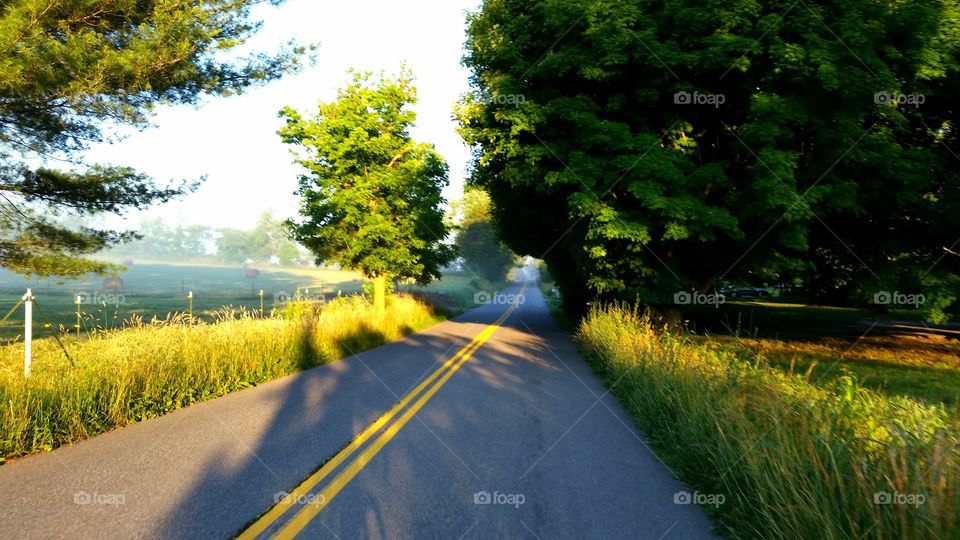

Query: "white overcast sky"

xmin=83 ymin=0 xmax=481 ymax=231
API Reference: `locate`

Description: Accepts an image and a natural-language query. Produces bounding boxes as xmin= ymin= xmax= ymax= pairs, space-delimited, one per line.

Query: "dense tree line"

xmin=458 ymin=0 xmax=960 ymax=321
xmin=109 ymin=211 xmax=305 ymax=265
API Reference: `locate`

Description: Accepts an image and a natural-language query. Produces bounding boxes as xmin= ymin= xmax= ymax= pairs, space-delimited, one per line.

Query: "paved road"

xmin=0 ymin=283 xmax=718 ymax=539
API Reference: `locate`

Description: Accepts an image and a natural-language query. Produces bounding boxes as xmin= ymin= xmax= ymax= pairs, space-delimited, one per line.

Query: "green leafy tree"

xmin=459 ymin=0 xmax=960 ymax=319
xmin=254 ymin=210 xmax=302 ymax=263
xmin=280 ymin=69 xmax=456 ymax=309
xmin=215 ymin=210 xmax=303 ymax=264
xmin=0 ymin=0 xmax=304 ymax=276
xmin=450 ymin=189 xmax=516 ymax=283
xmin=215 ymin=228 xmax=260 ymax=263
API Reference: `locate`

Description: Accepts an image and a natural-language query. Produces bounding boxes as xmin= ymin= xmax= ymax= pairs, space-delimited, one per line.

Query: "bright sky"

xmin=84 ymin=0 xmax=481 ymax=231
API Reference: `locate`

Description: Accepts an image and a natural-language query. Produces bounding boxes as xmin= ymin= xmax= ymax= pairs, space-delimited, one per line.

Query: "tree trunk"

xmin=372 ymin=274 xmax=386 ymax=311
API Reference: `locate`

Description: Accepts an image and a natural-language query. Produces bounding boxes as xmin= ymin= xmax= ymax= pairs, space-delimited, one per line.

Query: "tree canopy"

xmin=458 ymin=0 xmax=960 ymax=320
xmin=280 ymin=69 xmax=456 ymax=309
xmin=0 ymin=0 xmax=304 ymax=276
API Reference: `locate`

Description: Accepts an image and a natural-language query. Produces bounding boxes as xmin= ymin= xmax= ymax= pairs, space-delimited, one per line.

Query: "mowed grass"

xmin=0 ymin=294 xmax=442 ymax=462
xmin=410 ymin=272 xmax=483 ymax=308
xmin=685 ymin=298 xmax=924 ymax=338
xmin=578 ymin=304 xmax=960 ymax=540
xmin=0 ymin=262 xmax=485 ymax=339
xmin=685 ymin=300 xmax=960 ymax=406
xmin=0 ymin=261 xmax=367 ymax=338
xmin=702 ymin=334 xmax=960 ymax=406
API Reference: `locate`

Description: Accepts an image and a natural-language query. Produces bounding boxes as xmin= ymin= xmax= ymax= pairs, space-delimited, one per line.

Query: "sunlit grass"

xmin=0 ymin=294 xmax=440 ymax=462
xmin=578 ymin=303 xmax=960 ymax=539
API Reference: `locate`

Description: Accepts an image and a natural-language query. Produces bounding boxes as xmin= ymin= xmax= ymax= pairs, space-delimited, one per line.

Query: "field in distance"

xmin=0 ymin=261 xmax=369 ymax=338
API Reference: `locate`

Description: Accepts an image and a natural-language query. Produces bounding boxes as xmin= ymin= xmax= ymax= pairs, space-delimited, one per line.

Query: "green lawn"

xmin=683 ymin=300 xmax=960 ymax=406
xmin=684 ymin=298 xmax=924 ymax=339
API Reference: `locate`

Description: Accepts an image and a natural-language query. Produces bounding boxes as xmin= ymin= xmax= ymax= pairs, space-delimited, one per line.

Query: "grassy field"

xmin=0 ymin=261 xmax=483 ymax=339
xmin=0 ymin=294 xmax=443 ymax=462
xmin=0 ymin=261 xmax=364 ymax=337
xmin=578 ymin=303 xmax=959 ymax=540
xmin=684 ymin=298 xmax=927 ymax=338
xmin=683 ymin=300 xmax=960 ymax=406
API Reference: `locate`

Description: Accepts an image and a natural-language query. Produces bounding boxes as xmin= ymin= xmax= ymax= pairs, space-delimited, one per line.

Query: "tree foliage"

xmin=459 ymin=0 xmax=960 ymax=320
xmin=0 ymin=0 xmax=303 ymax=276
xmin=280 ymin=69 xmax=456 ymax=308
xmin=216 ymin=211 xmax=303 ymax=264
xmin=450 ymin=189 xmax=516 ymax=283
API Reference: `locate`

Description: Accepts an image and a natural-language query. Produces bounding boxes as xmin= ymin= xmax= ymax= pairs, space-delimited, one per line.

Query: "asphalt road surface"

xmin=0 ymin=283 xmax=719 ymax=539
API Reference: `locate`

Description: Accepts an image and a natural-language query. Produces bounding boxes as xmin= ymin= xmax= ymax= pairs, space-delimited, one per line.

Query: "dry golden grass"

xmin=0 ymin=295 xmax=440 ymax=461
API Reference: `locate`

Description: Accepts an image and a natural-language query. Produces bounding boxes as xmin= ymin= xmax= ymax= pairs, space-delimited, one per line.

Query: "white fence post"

xmin=23 ymin=288 xmax=32 ymax=378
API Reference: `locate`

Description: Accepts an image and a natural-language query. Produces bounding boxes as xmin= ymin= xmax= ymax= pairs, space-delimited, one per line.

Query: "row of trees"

xmin=457 ymin=0 xmax=960 ymax=321
xmin=108 ymin=212 xmax=304 ymax=265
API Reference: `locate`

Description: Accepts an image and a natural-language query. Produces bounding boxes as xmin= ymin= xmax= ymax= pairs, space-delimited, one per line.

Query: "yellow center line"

xmin=275 ymin=295 xmax=522 ymax=539
xmin=237 ymin=287 xmax=523 ymax=539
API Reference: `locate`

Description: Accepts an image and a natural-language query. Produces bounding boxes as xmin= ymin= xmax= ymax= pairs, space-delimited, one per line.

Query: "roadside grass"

xmin=0 ymin=294 xmax=441 ymax=462
xmin=578 ymin=303 xmax=959 ymax=540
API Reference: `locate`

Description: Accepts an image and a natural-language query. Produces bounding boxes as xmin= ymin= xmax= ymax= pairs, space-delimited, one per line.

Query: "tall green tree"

xmin=450 ymin=189 xmax=516 ymax=283
xmin=0 ymin=0 xmax=304 ymax=276
xmin=459 ymin=0 xmax=960 ymax=320
xmin=279 ymin=70 xmax=456 ymax=309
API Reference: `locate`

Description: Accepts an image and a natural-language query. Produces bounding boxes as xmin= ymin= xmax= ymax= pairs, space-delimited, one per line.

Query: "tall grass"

xmin=0 ymin=294 xmax=439 ymax=461
xmin=578 ymin=303 xmax=959 ymax=539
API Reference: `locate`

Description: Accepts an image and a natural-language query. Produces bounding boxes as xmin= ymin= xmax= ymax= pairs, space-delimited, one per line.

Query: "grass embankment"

xmin=578 ymin=303 xmax=959 ymax=540
xmin=0 ymin=294 xmax=440 ymax=462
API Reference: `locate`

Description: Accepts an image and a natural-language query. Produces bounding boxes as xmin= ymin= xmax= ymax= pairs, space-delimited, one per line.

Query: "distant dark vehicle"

xmin=721 ymin=286 xmax=770 ymax=298
xmin=779 ymin=283 xmax=806 ymax=297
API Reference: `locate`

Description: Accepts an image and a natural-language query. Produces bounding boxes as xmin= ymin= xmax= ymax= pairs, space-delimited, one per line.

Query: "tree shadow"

xmin=150 ymin=319 xmax=490 ymax=538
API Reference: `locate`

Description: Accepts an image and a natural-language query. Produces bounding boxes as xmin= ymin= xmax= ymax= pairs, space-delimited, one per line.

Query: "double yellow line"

xmin=238 ymin=287 xmax=524 ymax=539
